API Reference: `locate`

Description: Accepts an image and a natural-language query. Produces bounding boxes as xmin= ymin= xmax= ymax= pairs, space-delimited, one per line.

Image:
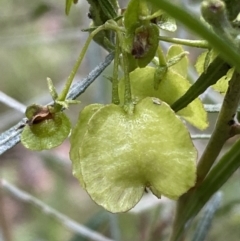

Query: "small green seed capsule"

xmin=73 ymin=98 xmax=197 ymax=213
xmin=201 ymin=0 xmax=234 ymax=38
xmin=131 ymin=24 xmax=159 ymax=68
xmin=21 ymin=111 xmax=71 ymax=151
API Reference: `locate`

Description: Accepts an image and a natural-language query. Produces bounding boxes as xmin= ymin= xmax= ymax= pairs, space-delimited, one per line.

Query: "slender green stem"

xmin=191 ymin=192 xmax=222 ymax=241
xmin=139 ymin=0 xmax=150 ymax=17
xmin=171 ymin=56 xmax=230 ymax=112
xmin=167 ymin=52 xmax=189 ymax=68
xmin=122 ymin=51 xmax=133 ymax=112
xmin=171 ymin=133 xmax=240 ymax=241
xmin=104 ymin=20 xmax=125 ymax=33
xmin=157 ymin=46 xmax=167 ymax=66
xmin=112 ymin=36 xmax=120 ymax=105
xmin=140 ymin=9 xmax=163 ymax=21
xmin=197 ymin=70 xmax=240 ymax=183
xmin=159 ymin=36 xmax=210 ymax=49
xmin=147 ymin=0 xmax=240 ymax=71
xmin=57 ymin=25 xmax=106 ymax=102
xmin=56 ymin=20 xmax=124 ymax=109
xmin=170 ymin=71 xmax=240 ymax=241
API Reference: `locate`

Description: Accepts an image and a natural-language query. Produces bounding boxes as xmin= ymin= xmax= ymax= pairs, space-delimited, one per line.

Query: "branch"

xmin=148 ymin=0 xmax=240 ymax=71
xmin=197 ymin=71 xmax=240 ymax=183
xmin=0 ymin=179 xmax=114 ymax=241
xmin=170 ymin=70 xmax=240 ymax=241
xmin=0 ymin=184 xmax=12 ymax=241
xmin=0 ymin=52 xmax=114 ymax=155
xmin=191 ymin=134 xmax=211 ymax=140
xmin=204 ymin=104 xmax=222 ymax=113
xmin=191 ymin=192 xmax=222 ymax=241
xmin=158 ymin=36 xmax=210 ymax=49
xmin=0 ymin=91 xmax=26 ymax=113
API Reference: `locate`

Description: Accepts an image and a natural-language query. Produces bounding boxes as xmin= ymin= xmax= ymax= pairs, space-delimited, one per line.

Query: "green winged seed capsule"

xmin=70 ymin=104 xmax=104 ymax=187
xmin=212 ymin=67 xmax=234 ymax=94
xmin=25 ymin=104 xmax=44 ymax=120
xmin=167 ymin=45 xmax=188 ymax=78
xmin=119 ymin=67 xmax=208 ymax=130
xmin=132 ymin=24 xmax=159 ymax=68
xmin=21 ymin=112 xmax=71 ymax=151
xmin=195 ymin=50 xmax=232 ymax=94
xmin=195 ymin=50 xmax=217 ymax=75
xmin=76 ymin=97 xmax=197 ymax=213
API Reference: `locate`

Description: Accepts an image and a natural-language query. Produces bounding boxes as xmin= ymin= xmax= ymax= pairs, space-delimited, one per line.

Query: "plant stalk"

xmin=122 ymin=51 xmax=133 ymax=113
xmin=197 ymin=70 xmax=240 ymax=183
xmin=158 ymin=36 xmax=210 ymax=49
xmin=57 ymin=25 xmax=106 ymax=103
xmin=112 ymin=35 xmax=120 ymax=105
xmin=170 ymin=70 xmax=240 ymax=241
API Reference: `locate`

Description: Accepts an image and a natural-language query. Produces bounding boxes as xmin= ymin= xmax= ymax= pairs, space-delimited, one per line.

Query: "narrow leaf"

xmin=191 ymin=192 xmax=222 ymax=241
xmin=65 ymin=0 xmax=73 ymax=15
xmin=119 ymin=67 xmax=208 ymax=130
xmin=171 ymin=138 xmax=240 ymax=241
xmin=171 ymin=56 xmax=230 ymax=112
xmin=147 ymin=0 xmax=240 ymax=71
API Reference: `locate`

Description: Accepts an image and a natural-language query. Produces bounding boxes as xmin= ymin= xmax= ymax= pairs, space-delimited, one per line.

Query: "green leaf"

xmin=124 ymin=0 xmax=140 ymax=33
xmin=76 ymin=97 xmax=197 ymax=213
xmin=70 ymin=104 xmax=104 ymax=188
xmin=65 ymin=0 xmax=73 ymax=15
xmin=21 ymin=112 xmax=71 ymax=151
xmin=147 ymin=0 xmax=240 ymax=72
xmin=195 ymin=50 xmax=217 ymax=75
xmin=195 ymin=50 xmax=232 ymax=94
xmin=171 ymin=56 xmax=230 ymax=113
xmin=119 ymin=67 xmax=208 ymax=130
xmin=171 ymin=137 xmax=240 ymax=241
xmin=98 ymin=0 xmax=118 ymax=19
xmin=87 ymin=0 xmax=118 ymax=51
xmin=212 ymin=67 xmax=234 ymax=94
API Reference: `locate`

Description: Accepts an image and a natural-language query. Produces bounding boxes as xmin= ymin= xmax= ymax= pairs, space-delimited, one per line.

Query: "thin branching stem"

xmin=57 ymin=25 xmax=107 ymax=103
xmin=0 ymin=53 xmax=114 ymax=155
xmin=170 ymin=71 xmax=240 ymax=241
xmin=197 ymin=71 xmax=240 ymax=183
xmin=112 ymin=35 xmax=120 ymax=105
xmin=159 ymin=36 xmax=210 ymax=49
xmin=0 ymin=182 xmax=12 ymax=241
xmin=148 ymin=0 xmax=240 ymax=70
xmin=122 ymin=51 xmax=133 ymax=110
xmin=0 ymin=91 xmax=26 ymax=113
xmin=0 ymin=179 xmax=114 ymax=241
xmin=157 ymin=46 xmax=167 ymax=66
xmin=204 ymin=104 xmax=240 ymax=113
xmin=191 ymin=192 xmax=222 ymax=241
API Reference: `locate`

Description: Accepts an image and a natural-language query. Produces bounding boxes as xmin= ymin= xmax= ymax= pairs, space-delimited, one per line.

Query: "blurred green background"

xmin=0 ymin=0 xmax=239 ymax=241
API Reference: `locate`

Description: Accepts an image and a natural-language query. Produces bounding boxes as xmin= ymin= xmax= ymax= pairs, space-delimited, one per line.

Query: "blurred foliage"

xmin=0 ymin=0 xmax=240 ymax=241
